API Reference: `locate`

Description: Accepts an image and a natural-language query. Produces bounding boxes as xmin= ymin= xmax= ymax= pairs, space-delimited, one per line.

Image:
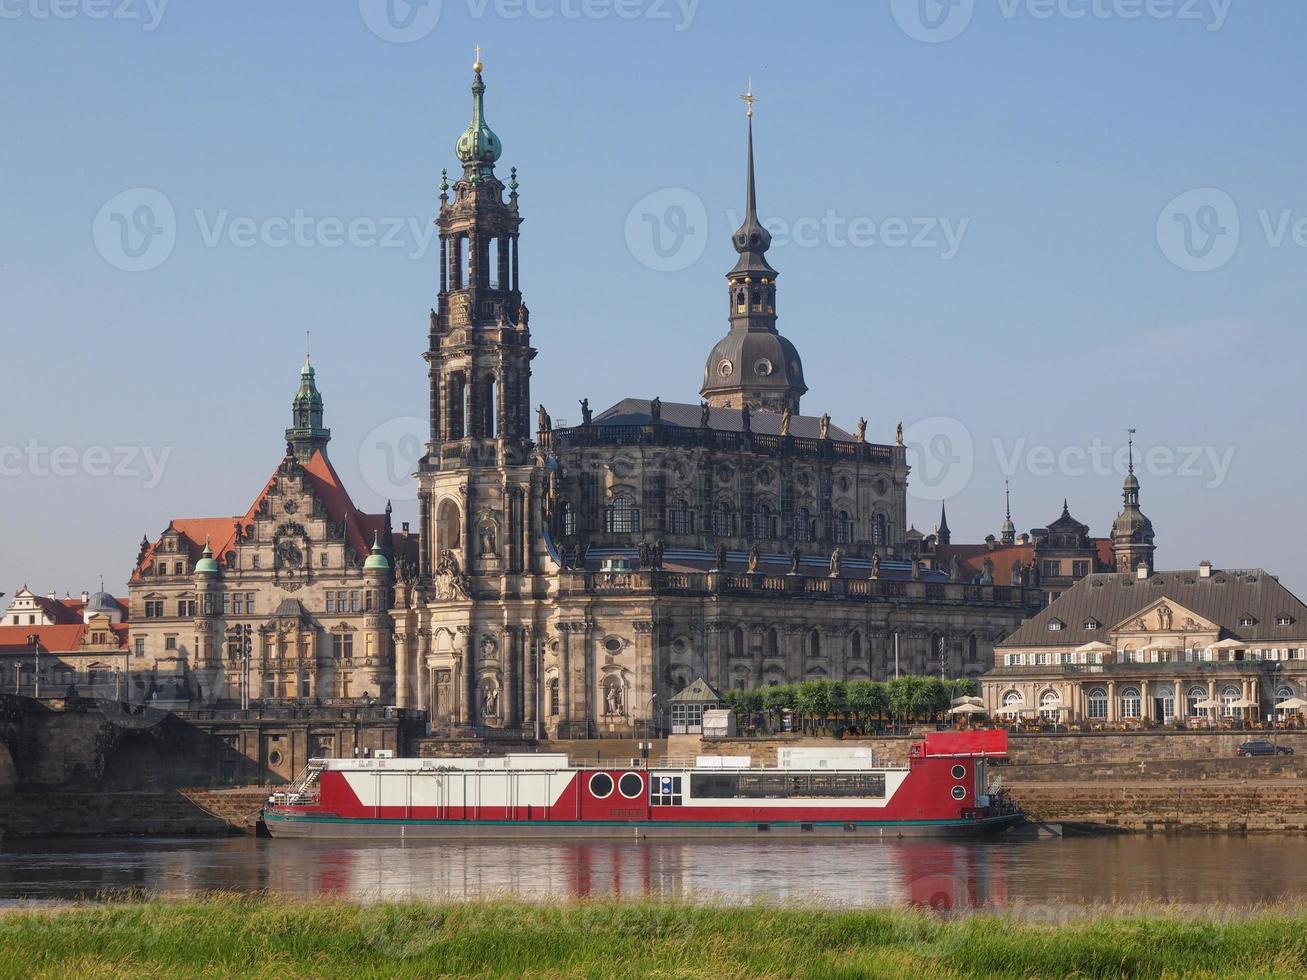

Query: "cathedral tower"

xmin=700 ymin=86 xmax=807 ymax=413
xmin=286 ymin=354 xmax=330 ymax=461
xmin=1112 ymin=430 xmax=1156 ymax=574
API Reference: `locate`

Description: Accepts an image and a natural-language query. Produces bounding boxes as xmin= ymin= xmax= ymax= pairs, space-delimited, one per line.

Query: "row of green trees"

xmin=720 ymin=677 xmax=978 ymax=735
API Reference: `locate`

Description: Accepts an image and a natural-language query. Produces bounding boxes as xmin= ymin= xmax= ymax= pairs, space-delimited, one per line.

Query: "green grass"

xmin=1 ymin=895 xmax=1305 ymax=978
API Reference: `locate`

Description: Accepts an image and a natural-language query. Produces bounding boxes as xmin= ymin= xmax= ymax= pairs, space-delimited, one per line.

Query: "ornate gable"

xmin=1110 ymin=597 xmax=1216 ymax=636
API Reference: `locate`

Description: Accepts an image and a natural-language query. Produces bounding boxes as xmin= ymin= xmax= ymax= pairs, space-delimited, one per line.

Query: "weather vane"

xmin=740 ymin=77 xmax=755 ymax=118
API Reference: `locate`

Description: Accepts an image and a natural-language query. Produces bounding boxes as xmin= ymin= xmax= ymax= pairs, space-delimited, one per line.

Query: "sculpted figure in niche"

xmin=1157 ymin=604 xmax=1173 ymax=631
xmin=478 ymin=521 xmax=497 ymax=557
xmin=482 ymin=683 xmax=499 ymax=718
xmin=604 ymin=679 xmax=624 ymax=716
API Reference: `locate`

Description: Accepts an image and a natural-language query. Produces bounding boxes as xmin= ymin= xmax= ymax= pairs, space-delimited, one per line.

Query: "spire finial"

xmin=473 ymin=45 xmax=483 ymax=74
xmin=305 ymin=329 xmax=311 ymax=365
xmin=1127 ymin=427 xmax=1137 ymax=475
xmin=1005 ymin=480 xmax=1012 ymax=521
xmin=740 ymin=77 xmax=755 ymax=118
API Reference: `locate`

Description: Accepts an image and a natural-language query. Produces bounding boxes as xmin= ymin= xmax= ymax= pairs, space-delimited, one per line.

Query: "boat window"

xmin=650 ymin=775 xmax=682 ymax=806
xmin=618 ymin=772 xmax=644 ymax=799
xmin=689 ymin=772 xmax=885 ymax=800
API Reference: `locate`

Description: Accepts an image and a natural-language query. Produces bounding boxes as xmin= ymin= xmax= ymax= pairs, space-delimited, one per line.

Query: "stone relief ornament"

xmin=434 ymin=550 xmax=472 ymax=601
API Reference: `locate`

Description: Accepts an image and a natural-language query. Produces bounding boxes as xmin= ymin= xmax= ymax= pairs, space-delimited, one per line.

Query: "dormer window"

xmin=1083 ymin=619 xmax=1099 ymax=630
xmin=1277 ymin=615 xmax=1294 ymax=627
xmin=1239 ymin=614 xmax=1255 ymax=628
xmin=1048 ymin=619 xmax=1064 ymax=632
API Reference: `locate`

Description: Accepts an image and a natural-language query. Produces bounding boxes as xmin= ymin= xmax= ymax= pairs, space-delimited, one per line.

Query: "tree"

xmin=762 ymin=684 xmax=795 ymax=732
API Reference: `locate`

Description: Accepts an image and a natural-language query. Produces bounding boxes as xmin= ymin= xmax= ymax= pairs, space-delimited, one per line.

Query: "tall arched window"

xmin=607 ymin=494 xmax=639 ymax=533
xmin=1086 ymin=686 xmax=1108 ymax=719
xmin=807 ymin=629 xmax=821 ymax=659
xmin=764 ymin=628 xmax=778 ymax=658
xmin=713 ymin=501 xmax=733 ymax=537
xmin=668 ymin=499 xmax=692 ymax=534
xmin=836 ymin=511 xmax=852 ymax=544
xmin=872 ymin=513 xmax=887 ymax=546
xmin=484 ymin=373 xmax=498 ymax=438
xmin=1119 ymin=686 xmax=1142 ymax=720
xmin=733 ymin=627 xmax=745 ymax=658
xmin=560 ymin=499 xmax=577 ymax=536
xmin=1039 ymin=689 xmax=1061 ymax=721
xmin=967 ymin=635 xmax=979 ymax=663
xmin=795 ymin=509 xmax=813 ymax=542
xmin=851 ymin=630 xmax=862 ymax=661
xmin=931 ymin=632 xmax=944 ymax=672
xmin=548 ymin=678 xmax=560 ymax=717
xmin=752 ymin=501 xmax=773 ymax=539
xmin=1220 ymin=685 xmax=1241 ymax=717
xmin=1187 ymin=685 xmax=1208 ymax=718
xmin=437 ymin=498 xmax=462 ymax=552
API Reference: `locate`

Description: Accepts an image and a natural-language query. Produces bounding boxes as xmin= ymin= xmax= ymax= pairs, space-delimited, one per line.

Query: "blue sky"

xmin=2 ymin=0 xmax=1305 ymax=597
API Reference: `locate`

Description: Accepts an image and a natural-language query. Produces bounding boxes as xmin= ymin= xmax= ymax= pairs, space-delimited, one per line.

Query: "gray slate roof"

xmin=594 ymin=399 xmax=862 ymax=443
xmin=670 ymin=677 xmax=726 ymax=704
xmin=999 ymin=568 xmax=1307 ymax=648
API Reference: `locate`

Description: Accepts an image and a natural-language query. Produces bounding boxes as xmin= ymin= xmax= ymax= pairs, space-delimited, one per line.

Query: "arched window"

xmin=548 ymin=678 xmax=560 ymax=717
xmin=752 ymin=501 xmax=773 ymax=539
xmin=1039 ymin=689 xmax=1061 ymax=720
xmin=1187 ymin=685 xmax=1208 ymax=718
xmin=560 ymin=499 xmax=577 ymax=536
xmin=872 ymin=513 xmax=887 ymax=546
xmin=1119 ymin=686 xmax=1142 ymax=720
xmin=795 ymin=509 xmax=813 ymax=542
xmin=931 ymin=632 xmax=944 ymax=671
xmin=437 ymin=498 xmax=462 ymax=552
xmin=1086 ymin=686 xmax=1108 ymax=720
xmin=484 ymin=373 xmax=498 ymax=438
xmin=607 ymin=494 xmax=639 ymax=534
xmin=851 ymin=630 xmax=862 ymax=661
xmin=1003 ymin=690 xmax=1023 ymax=711
xmin=967 ymin=635 xmax=979 ymax=663
xmin=836 ymin=511 xmax=852 ymax=544
xmin=668 ymin=499 xmax=692 ymax=534
xmin=807 ymin=629 xmax=821 ymax=659
xmin=713 ymin=501 xmax=733 ymax=537
xmin=764 ymin=628 xmax=778 ymax=658
xmin=733 ymin=627 xmax=745 ymax=658
xmin=1220 ymin=685 xmax=1241 ymax=717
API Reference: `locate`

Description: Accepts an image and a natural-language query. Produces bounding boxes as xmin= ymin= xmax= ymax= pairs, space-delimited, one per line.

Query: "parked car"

xmin=1235 ymin=740 xmax=1294 ymax=757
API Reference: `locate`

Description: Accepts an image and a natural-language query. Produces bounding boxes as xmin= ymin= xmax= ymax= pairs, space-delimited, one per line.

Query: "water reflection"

xmin=3 ymin=835 xmax=1307 ymax=908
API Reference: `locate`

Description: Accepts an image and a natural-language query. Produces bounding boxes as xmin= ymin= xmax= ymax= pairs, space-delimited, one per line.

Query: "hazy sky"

xmin=3 ymin=0 xmax=1305 ymax=598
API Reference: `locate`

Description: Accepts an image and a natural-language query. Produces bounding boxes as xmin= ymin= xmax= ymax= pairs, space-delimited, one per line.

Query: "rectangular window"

xmin=1043 ymin=560 xmax=1060 ymax=578
xmin=365 ymin=591 xmax=374 ymax=612
xmin=649 ymin=775 xmax=682 ymax=806
xmin=246 ymin=593 xmax=255 ymax=614
xmin=222 ymin=594 xmax=231 ymax=615
xmin=333 ymin=633 xmax=353 ymax=660
xmin=349 ymin=591 xmax=360 ymax=612
xmin=252 ymin=555 xmax=260 ymax=569
xmin=135 ymin=637 xmax=145 ymax=658
xmin=165 ymin=635 xmax=177 ymax=650
xmin=1072 ymin=560 xmax=1090 ymax=577
xmin=326 ymin=593 xmax=335 ymax=613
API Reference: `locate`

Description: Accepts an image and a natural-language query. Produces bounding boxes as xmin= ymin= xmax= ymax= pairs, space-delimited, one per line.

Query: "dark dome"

xmin=700 ymin=330 xmax=806 ymax=398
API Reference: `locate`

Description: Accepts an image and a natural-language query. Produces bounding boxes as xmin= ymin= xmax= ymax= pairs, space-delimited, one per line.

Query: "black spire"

xmin=936 ymin=501 xmax=951 ymax=545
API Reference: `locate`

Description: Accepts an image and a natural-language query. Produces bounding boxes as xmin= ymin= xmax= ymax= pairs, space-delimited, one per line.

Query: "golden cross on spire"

xmin=473 ymin=45 xmax=483 ymax=73
xmin=740 ymin=77 xmax=755 ymax=118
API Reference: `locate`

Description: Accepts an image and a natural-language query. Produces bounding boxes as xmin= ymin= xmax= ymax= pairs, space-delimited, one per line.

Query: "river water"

xmin=3 ymin=835 xmax=1307 ymax=909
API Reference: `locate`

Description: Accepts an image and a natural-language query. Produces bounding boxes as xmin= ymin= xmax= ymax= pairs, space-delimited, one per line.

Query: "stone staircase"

xmin=178 ymin=787 xmax=271 ymax=834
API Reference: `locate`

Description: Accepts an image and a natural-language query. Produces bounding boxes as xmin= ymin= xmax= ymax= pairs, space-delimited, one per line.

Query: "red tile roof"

xmin=131 ymin=449 xmax=387 ymax=581
xmin=0 ymin=623 xmax=128 ymax=655
xmin=935 ymin=543 xmax=1036 ymax=585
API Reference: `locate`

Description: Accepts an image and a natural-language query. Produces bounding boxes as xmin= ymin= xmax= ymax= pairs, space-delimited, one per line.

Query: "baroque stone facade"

xmin=126 ymin=359 xmax=410 ymax=707
xmin=389 ymin=64 xmax=1043 ymax=739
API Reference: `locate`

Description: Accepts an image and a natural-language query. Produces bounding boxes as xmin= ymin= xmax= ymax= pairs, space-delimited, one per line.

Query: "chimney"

xmin=1136 ymin=563 xmax=1149 ymax=581
xmin=1199 ymin=560 xmax=1213 ymax=579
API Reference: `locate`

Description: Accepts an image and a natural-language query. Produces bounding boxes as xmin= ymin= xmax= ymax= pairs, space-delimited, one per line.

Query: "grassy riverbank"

xmin=1 ymin=895 xmax=1305 ymax=978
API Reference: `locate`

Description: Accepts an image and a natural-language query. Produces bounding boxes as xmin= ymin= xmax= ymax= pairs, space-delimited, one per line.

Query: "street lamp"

xmin=27 ymin=634 xmax=41 ymax=699
xmin=636 ymin=693 xmax=658 ymax=765
xmin=239 ymin=623 xmax=253 ymax=710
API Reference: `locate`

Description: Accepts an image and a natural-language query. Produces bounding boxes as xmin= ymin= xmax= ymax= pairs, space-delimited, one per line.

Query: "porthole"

xmin=753 ymin=358 xmax=774 ymax=377
xmin=951 ymin=785 xmax=967 ymax=801
xmin=268 ymin=750 xmax=284 ymax=767
xmin=717 ymin=359 xmax=734 ymax=378
xmin=618 ymin=772 xmax=644 ymax=799
xmin=951 ymin=764 xmax=967 ymax=779
xmin=589 ymin=772 xmax=614 ymax=799
xmin=603 ymin=636 xmax=624 ymax=654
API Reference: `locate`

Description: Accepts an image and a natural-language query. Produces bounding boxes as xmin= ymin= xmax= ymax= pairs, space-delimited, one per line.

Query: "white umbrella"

xmin=1275 ymin=697 xmax=1307 ymax=711
xmin=1076 ymin=641 xmax=1112 ymax=654
xmin=995 ymin=705 xmax=1026 ymax=716
xmin=1228 ymin=697 xmax=1258 ymax=709
xmin=1209 ymin=638 xmax=1245 ymax=651
xmin=1194 ymin=698 xmax=1223 ymax=711
xmin=948 ymin=703 xmax=987 ymax=715
xmin=951 ymin=695 xmax=984 ymax=707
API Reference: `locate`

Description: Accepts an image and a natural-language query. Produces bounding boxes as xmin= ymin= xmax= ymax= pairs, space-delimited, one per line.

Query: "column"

xmin=1107 ymin=680 xmax=1117 ymax=723
xmin=560 ymin=626 xmax=573 ymax=732
xmin=522 ymin=628 xmax=537 ymax=738
xmin=418 ymin=629 xmax=431 ymax=714
xmin=1140 ymin=679 xmax=1150 ymax=722
xmin=503 ymin=628 xmax=518 ymax=730
xmin=395 ymin=632 xmax=410 ymax=709
xmin=1174 ymin=679 xmax=1183 ymax=722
